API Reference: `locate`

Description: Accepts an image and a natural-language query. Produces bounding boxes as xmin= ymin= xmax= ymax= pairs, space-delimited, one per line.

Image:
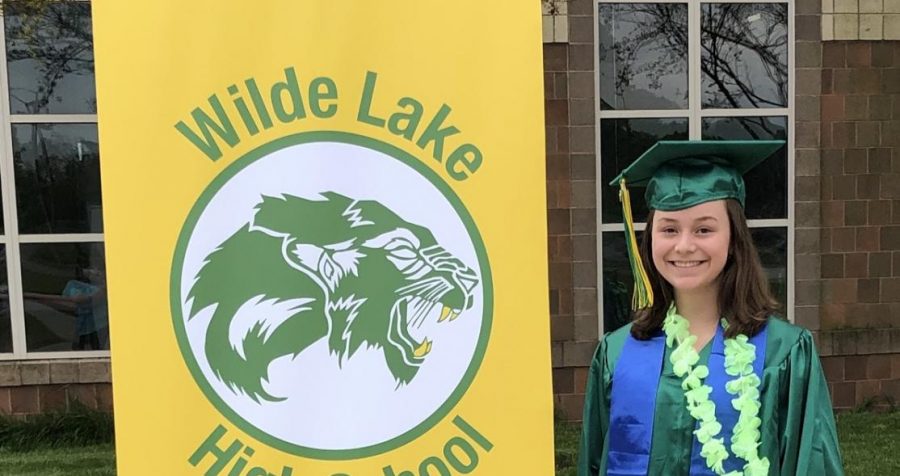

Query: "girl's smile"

xmin=668 ymin=260 xmax=706 ymax=268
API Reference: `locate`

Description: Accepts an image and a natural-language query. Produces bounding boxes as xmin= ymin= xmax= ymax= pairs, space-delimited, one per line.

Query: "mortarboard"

xmin=610 ymin=140 xmax=785 ymax=310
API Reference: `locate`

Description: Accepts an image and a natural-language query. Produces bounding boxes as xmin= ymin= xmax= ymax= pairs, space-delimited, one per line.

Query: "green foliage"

xmin=0 ymin=404 xmax=114 ymax=452
xmin=851 ymin=394 xmax=896 ymax=413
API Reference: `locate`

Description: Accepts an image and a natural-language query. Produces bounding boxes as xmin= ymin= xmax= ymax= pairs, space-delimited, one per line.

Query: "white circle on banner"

xmin=175 ymin=138 xmax=489 ymax=453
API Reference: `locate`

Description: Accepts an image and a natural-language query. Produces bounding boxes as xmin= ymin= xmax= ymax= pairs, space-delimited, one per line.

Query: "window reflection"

xmin=750 ymin=227 xmax=788 ymax=316
xmin=12 ymin=124 xmax=103 ymax=234
xmin=5 ymin=1 xmax=96 ymax=114
xmin=702 ymin=116 xmax=787 ymax=219
xmin=0 ymin=247 xmax=10 ymax=353
xmin=22 ymin=243 xmax=108 ymax=352
xmin=601 ymin=118 xmax=689 ymax=223
xmin=701 ymin=4 xmax=788 ymax=108
xmin=598 ymin=3 xmax=688 ymax=110
xmin=602 ymin=231 xmax=638 ymax=333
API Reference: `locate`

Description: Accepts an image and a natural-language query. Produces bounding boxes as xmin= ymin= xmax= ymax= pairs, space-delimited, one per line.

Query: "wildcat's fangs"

xmin=438 ymin=305 xmax=461 ymax=323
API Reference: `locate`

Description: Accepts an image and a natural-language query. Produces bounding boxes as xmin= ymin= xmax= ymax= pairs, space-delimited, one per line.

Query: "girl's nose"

xmin=674 ymin=233 xmax=696 ymax=254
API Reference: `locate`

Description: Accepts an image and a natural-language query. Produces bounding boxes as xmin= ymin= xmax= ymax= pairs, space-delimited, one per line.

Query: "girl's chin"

xmin=664 ymin=277 xmax=716 ymax=293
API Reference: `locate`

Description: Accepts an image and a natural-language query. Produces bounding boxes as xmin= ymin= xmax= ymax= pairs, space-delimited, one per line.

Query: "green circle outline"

xmin=170 ymin=131 xmax=493 ymax=460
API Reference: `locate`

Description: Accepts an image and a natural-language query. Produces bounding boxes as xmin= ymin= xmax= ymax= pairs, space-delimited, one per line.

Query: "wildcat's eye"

xmin=391 ymin=248 xmax=417 ymax=259
xmin=384 ymin=237 xmax=414 ymax=251
xmin=387 ymin=254 xmax=421 ymax=273
xmin=363 ymin=229 xmax=422 ymax=250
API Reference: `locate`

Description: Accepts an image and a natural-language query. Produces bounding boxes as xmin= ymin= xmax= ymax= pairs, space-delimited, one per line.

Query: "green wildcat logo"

xmin=172 ymin=132 xmax=491 ymax=457
xmin=187 ymin=192 xmax=479 ymax=402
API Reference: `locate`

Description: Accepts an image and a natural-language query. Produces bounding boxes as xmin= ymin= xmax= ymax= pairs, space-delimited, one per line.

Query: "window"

xmin=597 ymin=1 xmax=792 ymax=333
xmin=0 ymin=0 xmax=107 ymax=358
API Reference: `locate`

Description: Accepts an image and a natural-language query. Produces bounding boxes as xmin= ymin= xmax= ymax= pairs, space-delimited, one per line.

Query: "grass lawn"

xmin=834 ymin=411 xmax=900 ymax=475
xmin=554 ymin=411 xmax=900 ymax=475
xmin=0 ymin=444 xmax=115 ymax=476
xmin=0 ymin=413 xmax=895 ymax=475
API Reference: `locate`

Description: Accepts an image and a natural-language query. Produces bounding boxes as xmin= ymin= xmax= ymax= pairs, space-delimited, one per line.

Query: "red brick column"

xmin=817 ymin=41 xmax=900 ymax=410
xmin=545 ymin=0 xmax=600 ymax=422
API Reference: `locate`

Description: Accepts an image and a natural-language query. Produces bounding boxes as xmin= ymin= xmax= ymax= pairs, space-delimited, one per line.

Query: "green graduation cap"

xmin=610 ymin=140 xmax=785 ymax=310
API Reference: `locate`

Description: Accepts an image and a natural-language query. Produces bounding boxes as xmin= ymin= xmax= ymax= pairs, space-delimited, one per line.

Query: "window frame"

xmin=0 ymin=0 xmax=107 ymax=360
xmin=593 ymin=0 xmax=796 ymax=336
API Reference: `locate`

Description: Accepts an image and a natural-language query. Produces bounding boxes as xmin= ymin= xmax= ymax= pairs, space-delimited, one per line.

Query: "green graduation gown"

xmin=577 ymin=317 xmax=844 ymax=475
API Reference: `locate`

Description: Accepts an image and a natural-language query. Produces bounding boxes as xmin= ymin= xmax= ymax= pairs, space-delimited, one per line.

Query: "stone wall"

xmin=0 ymin=361 xmax=113 ymax=418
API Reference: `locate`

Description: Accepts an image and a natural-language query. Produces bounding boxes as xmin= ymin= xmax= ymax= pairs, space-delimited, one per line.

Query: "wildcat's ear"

xmin=320 ymin=191 xmax=353 ymax=204
xmin=317 ymin=248 xmax=364 ymax=292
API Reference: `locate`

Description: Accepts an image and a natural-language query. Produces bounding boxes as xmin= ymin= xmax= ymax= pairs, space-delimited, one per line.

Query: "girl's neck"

xmin=674 ymin=285 xmax=720 ymax=351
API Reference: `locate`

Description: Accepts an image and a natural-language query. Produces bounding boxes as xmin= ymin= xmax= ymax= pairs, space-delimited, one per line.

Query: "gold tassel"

xmin=619 ymin=179 xmax=654 ymax=310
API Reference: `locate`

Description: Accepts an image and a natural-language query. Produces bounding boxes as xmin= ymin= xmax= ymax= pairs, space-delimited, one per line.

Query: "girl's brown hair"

xmin=631 ymin=199 xmax=779 ymax=340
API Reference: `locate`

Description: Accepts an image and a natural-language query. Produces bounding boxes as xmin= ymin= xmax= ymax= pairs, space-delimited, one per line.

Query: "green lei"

xmin=662 ymin=306 xmax=770 ymax=476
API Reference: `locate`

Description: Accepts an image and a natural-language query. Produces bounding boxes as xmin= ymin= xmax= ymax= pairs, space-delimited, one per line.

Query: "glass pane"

xmin=5 ymin=1 xmax=96 ymax=114
xmin=12 ymin=124 xmax=103 ymax=234
xmin=0 ymin=247 xmax=10 ymax=353
xmin=701 ymin=116 xmax=787 ymax=219
xmin=598 ymin=4 xmax=688 ymax=110
xmin=602 ymin=231 xmax=639 ymax=334
xmin=751 ymin=227 xmax=787 ymax=316
xmin=701 ymin=4 xmax=788 ymax=108
xmin=602 ymin=227 xmax=787 ymax=333
xmin=600 ymin=118 xmax=689 ymax=223
xmin=22 ymin=242 xmax=108 ymax=352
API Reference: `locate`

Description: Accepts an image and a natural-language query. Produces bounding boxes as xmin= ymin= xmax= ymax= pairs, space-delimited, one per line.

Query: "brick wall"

xmin=545 ymin=0 xmax=599 ymax=422
xmin=0 ymin=361 xmax=113 ymax=418
xmin=814 ymin=41 xmax=900 ymax=409
xmin=822 ymin=352 xmax=900 ymax=409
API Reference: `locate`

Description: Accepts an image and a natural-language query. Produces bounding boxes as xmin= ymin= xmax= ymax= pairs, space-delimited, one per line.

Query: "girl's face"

xmin=651 ymin=200 xmax=731 ymax=295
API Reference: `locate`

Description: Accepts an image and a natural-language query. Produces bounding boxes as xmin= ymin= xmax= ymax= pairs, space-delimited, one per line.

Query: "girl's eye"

xmin=660 ymin=227 xmax=677 ymax=235
xmin=696 ymin=227 xmax=713 ymax=235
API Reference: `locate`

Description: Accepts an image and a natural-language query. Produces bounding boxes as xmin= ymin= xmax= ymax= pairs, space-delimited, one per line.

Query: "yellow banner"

xmin=93 ymin=1 xmax=552 ymax=474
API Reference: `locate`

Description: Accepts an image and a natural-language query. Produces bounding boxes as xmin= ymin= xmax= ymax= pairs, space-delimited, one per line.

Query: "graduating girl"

xmin=578 ymin=141 xmax=843 ymax=475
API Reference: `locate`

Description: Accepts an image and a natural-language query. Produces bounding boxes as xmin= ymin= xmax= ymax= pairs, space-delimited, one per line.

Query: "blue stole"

xmin=607 ymin=331 xmax=666 ymax=475
xmin=607 ymin=325 xmax=768 ymax=475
